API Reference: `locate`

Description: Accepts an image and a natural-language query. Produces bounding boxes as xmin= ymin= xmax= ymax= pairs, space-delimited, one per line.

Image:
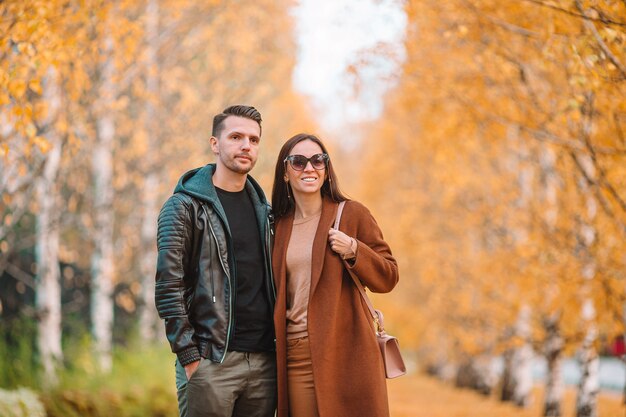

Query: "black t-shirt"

xmin=216 ymin=187 xmax=274 ymax=352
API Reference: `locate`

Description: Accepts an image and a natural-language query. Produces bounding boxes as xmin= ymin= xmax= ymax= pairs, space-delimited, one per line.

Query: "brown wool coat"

xmin=272 ymin=197 xmax=399 ymax=417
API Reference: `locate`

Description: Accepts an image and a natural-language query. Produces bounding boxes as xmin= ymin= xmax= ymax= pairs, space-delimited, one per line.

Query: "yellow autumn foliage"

xmin=359 ymin=0 xmax=626 ymax=365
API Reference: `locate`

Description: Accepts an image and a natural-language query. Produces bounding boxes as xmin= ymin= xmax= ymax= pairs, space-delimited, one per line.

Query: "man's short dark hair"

xmin=212 ymin=105 xmax=262 ymax=138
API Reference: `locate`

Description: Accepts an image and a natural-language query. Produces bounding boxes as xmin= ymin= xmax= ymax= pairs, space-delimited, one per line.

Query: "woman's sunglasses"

xmin=284 ymin=153 xmax=329 ymax=171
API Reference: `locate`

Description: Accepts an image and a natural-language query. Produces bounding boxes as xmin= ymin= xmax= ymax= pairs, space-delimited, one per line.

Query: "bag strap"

xmin=334 ymin=201 xmax=385 ymax=333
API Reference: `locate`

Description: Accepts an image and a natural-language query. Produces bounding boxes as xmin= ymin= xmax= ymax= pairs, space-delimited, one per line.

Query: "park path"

xmin=388 ymin=373 xmax=624 ymax=417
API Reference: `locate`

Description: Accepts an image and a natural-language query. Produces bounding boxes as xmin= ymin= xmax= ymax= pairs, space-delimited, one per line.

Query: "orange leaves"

xmin=28 ymin=79 xmax=42 ymax=95
xmin=32 ymin=135 xmax=51 ymax=153
xmin=24 ymin=122 xmax=36 ymax=139
xmin=358 ymin=0 xmax=626 ymax=362
xmin=0 ymin=2 xmax=77 ymax=160
xmin=16 ymin=42 xmax=36 ymax=58
xmin=8 ymin=79 xmax=27 ymax=100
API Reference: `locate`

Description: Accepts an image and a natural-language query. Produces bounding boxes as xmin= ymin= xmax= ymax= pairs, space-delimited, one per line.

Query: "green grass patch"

xmin=1 ymin=314 xmax=179 ymax=416
xmin=0 ymin=316 xmax=40 ymax=389
xmin=41 ymin=342 xmax=178 ymax=417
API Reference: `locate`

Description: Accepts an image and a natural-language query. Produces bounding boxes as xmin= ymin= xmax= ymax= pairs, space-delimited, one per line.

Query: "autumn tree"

xmin=1 ymin=0 xmax=315 ymax=382
xmin=359 ymin=1 xmax=625 ymax=416
xmin=0 ymin=0 xmax=96 ymax=384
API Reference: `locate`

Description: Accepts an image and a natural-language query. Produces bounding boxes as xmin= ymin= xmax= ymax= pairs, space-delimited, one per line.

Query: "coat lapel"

xmin=273 ymin=212 xmax=294 ymax=304
xmin=309 ymin=197 xmax=338 ymax=299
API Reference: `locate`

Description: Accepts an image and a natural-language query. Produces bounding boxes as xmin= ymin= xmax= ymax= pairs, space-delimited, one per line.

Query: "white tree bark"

xmin=575 ymin=153 xmax=599 ymax=417
xmin=543 ymin=312 xmax=564 ymax=417
xmin=455 ymin=355 xmax=498 ymax=396
xmin=512 ymin=306 xmax=533 ymax=406
xmin=91 ymin=32 xmax=116 ymax=373
xmin=139 ymin=0 xmax=161 ymax=342
xmin=576 ymin=299 xmax=599 ymax=417
xmin=35 ymin=71 xmax=63 ymax=386
xmin=540 ymin=147 xmax=565 ymax=417
xmin=426 ymin=332 xmax=457 ymax=383
xmin=501 ymin=126 xmax=533 ymax=407
xmin=139 ymin=175 xmax=159 ymax=341
xmin=0 ymin=117 xmax=34 ymax=269
xmin=35 ymin=141 xmax=63 ymax=386
xmin=501 ymin=305 xmax=533 ymax=407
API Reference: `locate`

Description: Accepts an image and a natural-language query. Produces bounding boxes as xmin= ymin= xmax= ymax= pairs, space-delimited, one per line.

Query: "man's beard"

xmin=222 ymin=155 xmax=255 ymax=174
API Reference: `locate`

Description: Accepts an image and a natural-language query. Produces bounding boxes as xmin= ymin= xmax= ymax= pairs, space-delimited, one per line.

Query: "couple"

xmin=155 ymin=105 xmax=399 ymax=417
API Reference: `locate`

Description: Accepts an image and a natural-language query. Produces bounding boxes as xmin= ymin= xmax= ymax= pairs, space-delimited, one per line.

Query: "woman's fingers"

xmin=328 ymin=229 xmax=351 ymax=254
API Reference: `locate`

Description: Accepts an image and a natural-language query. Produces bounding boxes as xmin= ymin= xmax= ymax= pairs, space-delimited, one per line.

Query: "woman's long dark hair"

xmin=271 ymin=133 xmax=348 ymax=219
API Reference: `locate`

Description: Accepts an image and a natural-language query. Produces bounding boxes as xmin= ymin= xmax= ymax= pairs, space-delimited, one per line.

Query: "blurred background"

xmin=0 ymin=0 xmax=624 ymax=416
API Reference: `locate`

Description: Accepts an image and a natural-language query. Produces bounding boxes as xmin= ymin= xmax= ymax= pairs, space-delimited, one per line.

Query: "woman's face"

xmin=285 ymin=139 xmax=327 ymax=199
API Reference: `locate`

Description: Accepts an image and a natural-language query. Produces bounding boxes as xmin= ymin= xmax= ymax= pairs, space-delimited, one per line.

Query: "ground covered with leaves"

xmin=389 ymin=373 xmax=623 ymax=417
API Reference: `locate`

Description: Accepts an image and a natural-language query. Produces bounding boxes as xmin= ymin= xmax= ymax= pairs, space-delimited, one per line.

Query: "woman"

xmin=271 ymin=133 xmax=399 ymax=417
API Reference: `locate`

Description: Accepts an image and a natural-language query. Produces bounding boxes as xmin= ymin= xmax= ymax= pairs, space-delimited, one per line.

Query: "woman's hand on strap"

xmin=328 ymin=229 xmax=357 ymax=260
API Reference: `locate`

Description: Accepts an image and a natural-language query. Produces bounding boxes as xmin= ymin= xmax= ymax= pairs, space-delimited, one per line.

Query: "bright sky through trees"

xmin=292 ymin=0 xmax=406 ymax=131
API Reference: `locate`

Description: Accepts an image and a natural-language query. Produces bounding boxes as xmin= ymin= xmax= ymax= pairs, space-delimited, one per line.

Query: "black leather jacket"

xmin=155 ymin=164 xmax=275 ymax=366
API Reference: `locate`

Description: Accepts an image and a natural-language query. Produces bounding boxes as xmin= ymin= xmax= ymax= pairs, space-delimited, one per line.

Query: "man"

xmin=155 ymin=105 xmax=276 ymax=417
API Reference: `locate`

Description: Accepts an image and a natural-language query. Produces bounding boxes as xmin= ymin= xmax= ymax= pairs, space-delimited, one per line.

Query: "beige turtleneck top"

xmin=285 ymin=212 xmax=321 ymax=339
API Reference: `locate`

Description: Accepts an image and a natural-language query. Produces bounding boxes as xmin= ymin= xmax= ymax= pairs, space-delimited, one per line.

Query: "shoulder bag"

xmin=334 ymin=201 xmax=407 ymax=379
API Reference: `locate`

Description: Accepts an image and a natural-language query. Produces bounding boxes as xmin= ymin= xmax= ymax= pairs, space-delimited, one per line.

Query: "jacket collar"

xmin=174 ymin=163 xmax=270 ymax=235
xmin=310 ymin=197 xmax=339 ymax=297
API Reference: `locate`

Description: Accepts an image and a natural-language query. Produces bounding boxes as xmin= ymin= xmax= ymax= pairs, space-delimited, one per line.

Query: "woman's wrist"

xmin=341 ymin=237 xmax=357 ymax=260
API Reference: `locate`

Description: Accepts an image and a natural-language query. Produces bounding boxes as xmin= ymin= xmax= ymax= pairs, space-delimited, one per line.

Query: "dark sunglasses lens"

xmin=311 ymin=154 xmax=326 ymax=169
xmin=290 ymin=156 xmax=308 ymax=170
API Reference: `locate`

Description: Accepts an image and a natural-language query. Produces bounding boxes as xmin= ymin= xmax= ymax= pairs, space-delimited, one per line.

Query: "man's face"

xmin=210 ymin=116 xmax=261 ymax=175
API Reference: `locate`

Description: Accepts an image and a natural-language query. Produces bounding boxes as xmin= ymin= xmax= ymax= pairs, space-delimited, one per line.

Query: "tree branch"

xmin=4 ymin=262 xmax=36 ymax=289
xmin=519 ymin=0 xmax=626 ymax=27
xmin=614 ymin=112 xmax=625 ymax=146
xmin=470 ymin=106 xmax=626 ymax=156
xmin=576 ymin=0 xmax=626 ymax=79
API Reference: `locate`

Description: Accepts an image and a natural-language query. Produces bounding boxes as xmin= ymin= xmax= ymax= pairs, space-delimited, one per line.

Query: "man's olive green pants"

xmin=175 ymin=351 xmax=277 ymax=417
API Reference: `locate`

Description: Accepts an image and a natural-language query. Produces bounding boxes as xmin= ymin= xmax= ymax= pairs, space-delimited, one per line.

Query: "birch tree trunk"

xmin=500 ymin=125 xmax=533 ymax=407
xmin=501 ymin=305 xmax=533 ymax=407
xmin=501 ymin=309 xmax=533 ymax=407
xmin=91 ymin=32 xmax=116 ymax=373
xmin=139 ymin=0 xmax=160 ymax=342
xmin=426 ymin=332 xmax=457 ymax=383
xmin=540 ymin=147 xmax=565 ymax=417
xmin=543 ymin=312 xmax=564 ymax=416
xmin=574 ymin=109 xmax=599 ymax=416
xmin=455 ymin=355 xmax=497 ymax=396
xmin=139 ymin=176 xmax=159 ymax=341
xmin=35 ymin=71 xmax=63 ymax=386
xmin=576 ymin=297 xmax=599 ymax=417
xmin=35 ymin=137 xmax=63 ymax=386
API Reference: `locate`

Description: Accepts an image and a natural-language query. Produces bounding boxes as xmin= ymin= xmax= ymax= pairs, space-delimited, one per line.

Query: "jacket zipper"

xmin=266 ymin=216 xmax=276 ymax=300
xmin=209 ymin=267 xmax=215 ymax=303
xmin=203 ymin=205 xmax=233 ymax=363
